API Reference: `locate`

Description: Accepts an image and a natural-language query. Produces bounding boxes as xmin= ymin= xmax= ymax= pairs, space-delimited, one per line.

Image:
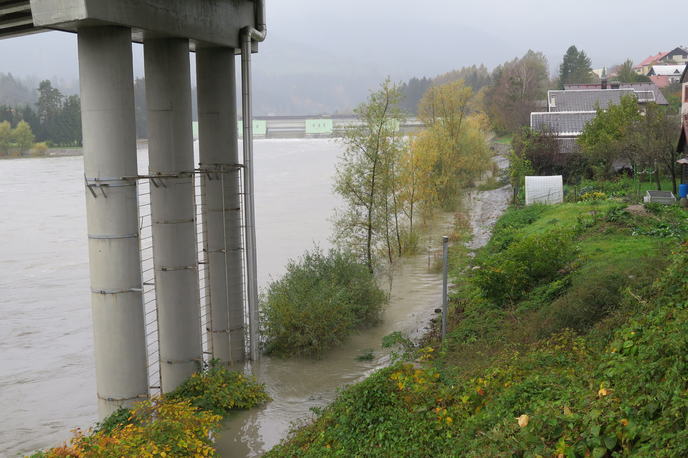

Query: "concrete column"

xmin=78 ymin=26 xmax=148 ymax=419
xmin=196 ymin=47 xmax=245 ymax=365
xmin=144 ymin=36 xmax=202 ymax=392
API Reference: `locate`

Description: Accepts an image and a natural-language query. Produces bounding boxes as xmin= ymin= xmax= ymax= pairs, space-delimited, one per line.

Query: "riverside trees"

xmin=0 ymin=79 xmax=82 ymax=146
xmin=0 ymin=119 xmax=36 ymax=156
xmin=332 ymin=78 xmax=492 ymax=271
xmin=332 ymin=78 xmax=407 ymax=272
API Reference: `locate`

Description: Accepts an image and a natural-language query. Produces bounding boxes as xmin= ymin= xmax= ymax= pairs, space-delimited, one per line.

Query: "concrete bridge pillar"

xmin=196 ymin=47 xmax=246 ymax=365
xmin=144 ymin=37 xmax=202 ymax=392
xmin=77 ymin=26 xmax=149 ymax=419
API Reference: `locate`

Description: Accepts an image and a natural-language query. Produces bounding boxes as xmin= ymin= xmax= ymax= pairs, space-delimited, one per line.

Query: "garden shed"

xmin=525 ymin=176 xmax=564 ymax=205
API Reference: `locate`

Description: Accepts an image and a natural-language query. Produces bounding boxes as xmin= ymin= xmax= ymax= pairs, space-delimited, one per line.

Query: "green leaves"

xmin=472 ymin=228 xmax=578 ymax=303
xmin=260 ymin=247 xmax=388 ymax=358
xmin=167 ymin=361 xmax=271 ymax=417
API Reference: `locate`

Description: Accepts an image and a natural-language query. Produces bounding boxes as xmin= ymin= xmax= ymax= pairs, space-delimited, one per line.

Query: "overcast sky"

xmin=0 ymin=0 xmax=684 ymax=85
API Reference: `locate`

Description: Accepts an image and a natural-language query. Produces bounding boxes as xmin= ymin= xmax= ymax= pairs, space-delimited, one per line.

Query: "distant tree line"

xmin=399 ymin=64 xmax=492 ymax=115
xmin=0 ymin=79 xmax=82 ymax=147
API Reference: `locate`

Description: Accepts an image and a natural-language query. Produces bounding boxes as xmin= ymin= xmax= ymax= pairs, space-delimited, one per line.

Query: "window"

xmin=685 ymin=85 xmax=688 ymax=103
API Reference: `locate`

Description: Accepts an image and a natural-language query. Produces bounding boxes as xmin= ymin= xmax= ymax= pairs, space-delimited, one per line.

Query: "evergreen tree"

xmin=559 ymin=45 xmax=593 ymax=88
xmin=36 ymin=80 xmax=63 ymax=142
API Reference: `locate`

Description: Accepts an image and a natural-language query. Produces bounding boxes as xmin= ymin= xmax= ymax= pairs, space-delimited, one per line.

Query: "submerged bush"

xmin=167 ymin=359 xmax=271 ymax=416
xmin=260 ymin=247 xmax=388 ymax=358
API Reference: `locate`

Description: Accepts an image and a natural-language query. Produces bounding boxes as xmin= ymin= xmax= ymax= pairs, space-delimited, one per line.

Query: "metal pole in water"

xmin=241 ymin=2 xmax=267 ymax=362
xmin=442 ymin=236 xmax=448 ymax=339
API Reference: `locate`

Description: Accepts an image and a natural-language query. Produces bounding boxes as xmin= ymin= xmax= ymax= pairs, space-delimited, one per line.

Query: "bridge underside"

xmin=0 ymin=0 xmax=258 ymax=51
xmin=0 ymin=0 xmax=263 ymax=419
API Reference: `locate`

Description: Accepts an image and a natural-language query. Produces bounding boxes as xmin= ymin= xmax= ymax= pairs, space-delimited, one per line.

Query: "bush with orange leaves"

xmin=29 ymin=396 xmax=221 ymax=458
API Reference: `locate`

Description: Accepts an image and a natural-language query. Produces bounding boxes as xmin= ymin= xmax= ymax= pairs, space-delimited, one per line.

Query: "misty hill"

xmin=0 ymin=72 xmax=79 ymax=107
xmin=250 ymin=19 xmax=515 ymax=116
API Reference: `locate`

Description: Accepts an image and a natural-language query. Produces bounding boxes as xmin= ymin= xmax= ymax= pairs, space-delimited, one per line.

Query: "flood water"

xmin=0 ymin=139 xmax=450 ymax=457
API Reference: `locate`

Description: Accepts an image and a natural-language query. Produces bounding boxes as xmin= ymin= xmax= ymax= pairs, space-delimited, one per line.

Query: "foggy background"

xmin=0 ymin=0 xmax=684 ymax=115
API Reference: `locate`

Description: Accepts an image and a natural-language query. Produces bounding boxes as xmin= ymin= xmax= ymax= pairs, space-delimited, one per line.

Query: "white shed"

xmin=525 ymin=176 xmax=564 ymax=205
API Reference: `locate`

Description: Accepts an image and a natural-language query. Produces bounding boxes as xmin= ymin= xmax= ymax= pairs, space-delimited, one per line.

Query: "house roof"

xmin=564 ymin=82 xmax=668 ymax=105
xmin=634 ymin=51 xmax=670 ymax=69
xmin=649 ymin=64 xmax=686 ymax=76
xmin=681 ymin=66 xmax=688 ymax=84
xmin=557 ymin=137 xmax=581 ymax=154
xmin=663 ymin=47 xmax=688 ymax=60
xmin=649 ymin=75 xmax=671 ymax=88
xmin=531 ymin=111 xmax=596 ymax=136
xmin=547 ymin=89 xmax=634 ymax=112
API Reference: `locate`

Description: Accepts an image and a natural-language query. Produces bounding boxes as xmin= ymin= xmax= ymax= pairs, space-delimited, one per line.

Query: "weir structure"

xmin=0 ymin=0 xmax=266 ymax=418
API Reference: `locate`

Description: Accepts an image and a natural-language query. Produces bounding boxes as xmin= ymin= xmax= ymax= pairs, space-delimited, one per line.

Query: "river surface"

xmin=0 ymin=139 xmax=452 ymax=457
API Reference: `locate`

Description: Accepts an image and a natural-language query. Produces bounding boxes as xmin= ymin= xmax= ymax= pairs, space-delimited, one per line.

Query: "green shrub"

xmin=166 ymin=359 xmax=271 ymax=416
xmin=487 ymin=203 xmax=548 ymax=253
xmin=550 ymin=265 xmax=631 ymax=333
xmin=260 ymin=247 xmax=388 ymax=358
xmin=29 ymin=142 xmax=48 ymax=156
xmin=473 ymin=229 xmax=578 ymax=303
xmin=93 ymin=406 xmax=135 ymax=435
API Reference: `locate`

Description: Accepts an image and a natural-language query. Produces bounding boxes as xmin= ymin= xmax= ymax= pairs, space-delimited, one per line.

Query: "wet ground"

xmin=466 ymin=142 xmax=512 ymax=251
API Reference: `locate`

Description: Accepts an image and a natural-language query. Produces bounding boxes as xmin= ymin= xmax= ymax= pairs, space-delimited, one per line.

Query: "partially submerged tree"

xmin=331 ymin=77 xmax=407 ymax=271
xmin=416 ymin=79 xmax=492 ymax=208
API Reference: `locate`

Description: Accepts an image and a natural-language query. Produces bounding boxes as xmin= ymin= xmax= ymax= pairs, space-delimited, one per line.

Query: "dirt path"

xmin=465 ymin=142 xmax=512 ymax=250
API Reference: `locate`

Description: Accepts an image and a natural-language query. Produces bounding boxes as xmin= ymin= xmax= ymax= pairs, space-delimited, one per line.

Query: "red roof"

xmin=634 ymin=51 xmax=670 ymax=69
xmin=649 ymin=75 xmax=671 ymax=88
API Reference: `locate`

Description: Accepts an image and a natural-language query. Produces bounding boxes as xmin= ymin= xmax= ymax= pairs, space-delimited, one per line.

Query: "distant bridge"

xmin=193 ymin=115 xmax=424 ymax=139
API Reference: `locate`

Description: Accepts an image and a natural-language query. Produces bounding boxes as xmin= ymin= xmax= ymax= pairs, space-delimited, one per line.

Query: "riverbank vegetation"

xmin=264 ymin=192 xmax=688 ymax=457
xmin=0 ymin=80 xmax=82 ymax=151
xmin=331 ymin=78 xmax=493 ymax=272
xmin=27 ymin=361 xmax=270 ymax=457
xmin=260 ymin=247 xmax=388 ymax=358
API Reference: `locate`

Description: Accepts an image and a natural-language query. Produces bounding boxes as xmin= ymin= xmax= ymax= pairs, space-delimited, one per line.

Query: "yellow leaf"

xmin=517 ymin=414 xmax=529 ymax=428
xmin=620 ymin=418 xmax=629 ymax=426
xmin=598 ymin=388 xmax=610 ymax=396
xmin=563 ymin=406 xmax=572 ymax=416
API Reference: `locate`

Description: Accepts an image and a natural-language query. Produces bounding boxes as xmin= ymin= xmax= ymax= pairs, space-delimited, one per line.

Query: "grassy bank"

xmin=265 ymin=198 xmax=688 ymax=457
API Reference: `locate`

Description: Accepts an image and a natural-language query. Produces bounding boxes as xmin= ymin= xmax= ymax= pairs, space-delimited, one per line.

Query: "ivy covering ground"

xmin=266 ymin=199 xmax=688 ymax=457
